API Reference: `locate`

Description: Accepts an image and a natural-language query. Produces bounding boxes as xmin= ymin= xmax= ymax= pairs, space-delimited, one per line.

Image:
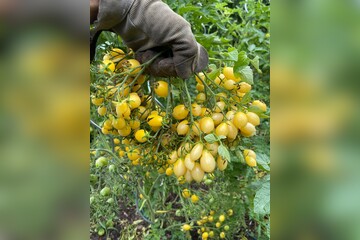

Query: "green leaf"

xmin=218 ymin=145 xmax=231 ymax=162
xmin=235 ymin=51 xmax=250 ymax=68
xmin=225 ymin=48 xmax=238 ymax=61
xmin=233 ymin=149 xmax=245 ymax=163
xmin=240 ymin=92 xmax=252 ymax=105
xmin=204 ymin=134 xmax=217 ymax=143
xmin=256 ymin=153 xmax=270 ymax=171
xmin=238 ymin=66 xmax=253 ymax=84
xmin=250 ymin=56 xmax=262 ymax=74
xmin=254 ymin=180 xmax=270 ymax=215
xmin=206 ymin=65 xmax=220 ymax=81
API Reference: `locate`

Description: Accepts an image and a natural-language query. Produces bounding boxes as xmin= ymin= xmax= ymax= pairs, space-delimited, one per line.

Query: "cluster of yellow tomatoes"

xmin=91 ymin=47 xmax=267 ymax=184
xmin=182 ymin=207 xmax=234 ymax=239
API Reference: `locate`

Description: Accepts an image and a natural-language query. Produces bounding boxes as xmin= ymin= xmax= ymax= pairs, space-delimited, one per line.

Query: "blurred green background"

xmin=271 ymin=0 xmax=360 ymax=239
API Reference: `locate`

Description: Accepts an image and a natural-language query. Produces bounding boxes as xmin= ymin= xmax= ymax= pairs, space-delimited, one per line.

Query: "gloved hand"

xmin=91 ymin=0 xmax=208 ymax=79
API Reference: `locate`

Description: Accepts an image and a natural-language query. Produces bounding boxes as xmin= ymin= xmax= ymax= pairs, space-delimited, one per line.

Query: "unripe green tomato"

xmin=224 ymin=225 xmax=230 ymax=231
xmin=95 ymin=156 xmax=108 ymax=168
xmin=106 ymin=198 xmax=114 ymax=204
xmin=108 ymin=164 xmax=116 ymax=172
xmin=90 ymin=196 xmax=95 ymax=205
xmin=90 ymin=174 xmax=98 ymax=183
xmin=175 ymin=209 xmax=182 ymax=217
xmin=204 ymin=179 xmax=213 ymax=185
xmin=106 ymin=219 xmax=114 ymax=227
xmin=209 ymin=197 xmax=215 ymax=204
xmin=100 ymin=187 xmax=111 ymax=196
xmin=97 ymin=228 xmax=105 ymax=236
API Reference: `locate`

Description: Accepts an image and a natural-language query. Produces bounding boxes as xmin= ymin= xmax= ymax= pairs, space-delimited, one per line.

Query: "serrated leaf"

xmin=204 ymin=134 xmax=217 ymax=143
xmin=225 ymin=48 xmax=238 ymax=61
xmin=254 ymin=180 xmax=270 ymax=215
xmin=236 ymin=51 xmax=250 ymax=68
xmin=250 ymin=56 xmax=262 ymax=74
xmin=218 ymin=145 xmax=231 ymax=162
xmin=256 ymin=153 xmax=270 ymax=171
xmin=238 ymin=66 xmax=253 ymax=84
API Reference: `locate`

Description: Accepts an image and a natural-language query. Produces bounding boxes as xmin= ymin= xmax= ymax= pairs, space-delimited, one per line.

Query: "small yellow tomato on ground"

xmin=191 ymin=194 xmax=199 ymax=203
xmin=154 ymin=80 xmax=169 ymax=97
xmin=215 ymin=222 xmax=221 ymax=228
xmin=219 ymin=214 xmax=225 ymax=222
xmin=220 ymin=232 xmax=225 ymax=239
xmin=113 ymin=138 xmax=120 ymax=145
xmin=202 ymin=232 xmax=209 ymax=239
xmin=182 ymin=224 xmax=191 ymax=231
xmin=135 ymin=129 xmax=148 ymax=143
xmin=182 ymin=189 xmax=191 ymax=198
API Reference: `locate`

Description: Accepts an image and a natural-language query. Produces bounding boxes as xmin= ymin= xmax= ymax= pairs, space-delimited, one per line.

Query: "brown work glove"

xmin=91 ymin=0 xmax=208 ymax=79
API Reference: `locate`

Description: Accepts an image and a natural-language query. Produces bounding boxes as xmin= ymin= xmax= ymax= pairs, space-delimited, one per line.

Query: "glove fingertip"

xmin=194 ymin=44 xmax=209 ymax=73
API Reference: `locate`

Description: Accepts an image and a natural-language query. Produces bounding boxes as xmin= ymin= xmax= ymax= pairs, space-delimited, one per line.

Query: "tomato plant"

xmin=90 ymin=0 xmax=269 ymax=239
